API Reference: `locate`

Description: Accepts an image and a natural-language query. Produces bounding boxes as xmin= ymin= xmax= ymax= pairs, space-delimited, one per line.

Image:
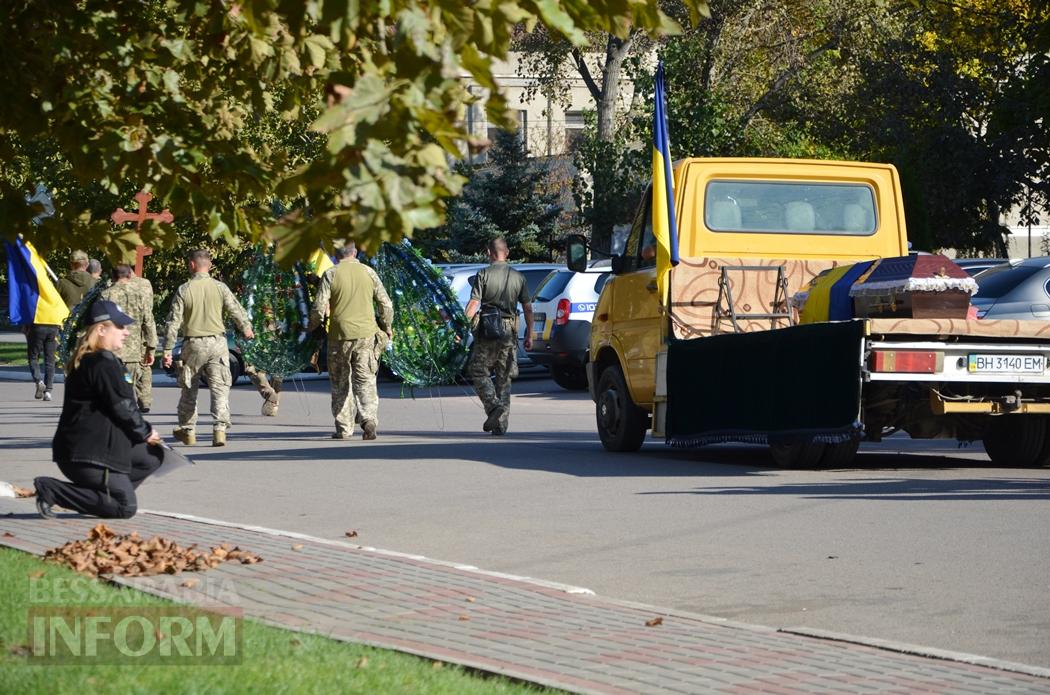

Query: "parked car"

xmin=526 ymin=262 xmax=611 ymax=390
xmin=440 ymin=263 xmax=560 ymax=371
xmin=954 ymin=258 xmax=1008 ymax=276
xmin=972 ymin=257 xmax=1050 ymax=319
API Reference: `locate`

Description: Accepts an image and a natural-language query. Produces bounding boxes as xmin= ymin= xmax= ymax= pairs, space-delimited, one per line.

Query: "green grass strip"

xmin=0 ymin=548 xmax=557 ymax=694
xmin=0 ymin=342 xmax=28 ymax=366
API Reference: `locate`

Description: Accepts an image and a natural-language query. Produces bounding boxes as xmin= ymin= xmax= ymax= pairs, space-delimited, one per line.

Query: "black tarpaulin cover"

xmin=666 ymin=320 xmax=865 ymax=447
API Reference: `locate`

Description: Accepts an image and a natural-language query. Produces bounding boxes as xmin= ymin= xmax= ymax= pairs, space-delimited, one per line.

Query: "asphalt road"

xmin=2 ymin=372 xmax=1049 ymax=669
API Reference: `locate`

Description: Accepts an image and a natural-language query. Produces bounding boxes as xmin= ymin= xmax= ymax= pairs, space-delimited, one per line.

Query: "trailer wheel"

xmin=768 ymin=437 xmax=827 ymax=469
xmin=819 ymin=438 xmax=860 ymax=468
xmin=983 ymin=416 xmax=1047 ymax=467
xmin=596 ymin=366 xmax=648 ymax=452
xmin=1034 ymin=417 xmax=1050 ymax=468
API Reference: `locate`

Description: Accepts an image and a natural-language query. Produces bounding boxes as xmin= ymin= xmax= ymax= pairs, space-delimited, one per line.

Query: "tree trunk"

xmin=595 ymin=34 xmax=635 ymax=142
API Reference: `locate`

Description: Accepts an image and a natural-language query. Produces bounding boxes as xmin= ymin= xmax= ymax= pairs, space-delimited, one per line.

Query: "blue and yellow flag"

xmin=652 ymin=62 xmax=680 ymax=303
xmin=4 ymin=238 xmax=69 ymax=326
xmin=307 ymin=246 xmax=334 ymax=278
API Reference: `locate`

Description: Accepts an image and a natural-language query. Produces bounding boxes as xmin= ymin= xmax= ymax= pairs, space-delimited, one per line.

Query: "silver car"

xmin=972 ymin=258 xmax=1050 ymax=319
xmin=438 ymin=262 xmax=560 ymax=370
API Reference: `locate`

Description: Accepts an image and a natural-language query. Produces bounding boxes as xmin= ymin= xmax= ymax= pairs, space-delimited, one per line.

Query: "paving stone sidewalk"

xmin=1 ymin=499 xmax=1047 ymax=694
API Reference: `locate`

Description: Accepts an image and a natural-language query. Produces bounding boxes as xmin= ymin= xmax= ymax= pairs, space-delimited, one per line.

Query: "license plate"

xmin=967 ymin=353 xmax=1046 ymax=374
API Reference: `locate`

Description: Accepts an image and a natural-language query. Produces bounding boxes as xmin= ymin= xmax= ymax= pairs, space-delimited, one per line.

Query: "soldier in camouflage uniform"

xmin=128 ymin=271 xmax=157 ymax=410
xmin=308 ymin=241 xmax=393 ymax=440
xmin=100 ymin=264 xmax=158 ymax=412
xmin=162 ymin=249 xmax=255 ymax=447
xmin=465 ymin=238 xmax=533 ymax=435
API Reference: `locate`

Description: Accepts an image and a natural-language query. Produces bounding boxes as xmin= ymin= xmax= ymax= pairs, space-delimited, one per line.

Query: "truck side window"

xmin=623 ymin=186 xmax=654 ymax=272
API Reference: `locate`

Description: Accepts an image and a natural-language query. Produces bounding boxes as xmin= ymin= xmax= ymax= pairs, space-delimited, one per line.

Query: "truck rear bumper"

xmin=865 ymin=338 xmax=1050 ymax=384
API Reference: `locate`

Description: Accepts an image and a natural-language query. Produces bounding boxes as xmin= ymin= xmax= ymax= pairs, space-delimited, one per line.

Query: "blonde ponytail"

xmin=68 ymin=322 xmax=109 ymax=374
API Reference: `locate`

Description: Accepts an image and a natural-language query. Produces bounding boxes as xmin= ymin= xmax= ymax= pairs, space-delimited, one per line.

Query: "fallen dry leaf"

xmin=13 ymin=485 xmax=35 ymax=498
xmin=28 ymin=571 xmax=44 ymax=579
xmin=465 ymin=597 xmax=476 ymax=603
xmin=355 ymin=656 xmax=369 ymax=669
xmin=42 ymin=527 xmax=263 ymax=578
xmin=8 ymin=644 xmax=31 ymax=657
xmin=458 ymin=615 xmax=470 ymax=621
xmin=180 ymin=578 xmax=199 ymax=589
xmin=645 ymin=617 xmax=664 ymax=627
xmin=345 ymin=530 xmax=358 ymax=538
xmin=431 ymin=661 xmax=443 ymax=669
xmin=3 ymin=532 xmax=14 ymax=538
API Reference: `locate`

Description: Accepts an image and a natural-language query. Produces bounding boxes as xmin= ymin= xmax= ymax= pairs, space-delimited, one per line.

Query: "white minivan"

xmin=526 ymin=261 xmax=611 ymax=390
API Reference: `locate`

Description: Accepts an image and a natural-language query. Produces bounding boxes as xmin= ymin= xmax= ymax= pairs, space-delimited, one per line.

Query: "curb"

xmin=780 ymin=627 xmax=1050 ymax=680
xmin=141 ymin=508 xmax=596 ymax=596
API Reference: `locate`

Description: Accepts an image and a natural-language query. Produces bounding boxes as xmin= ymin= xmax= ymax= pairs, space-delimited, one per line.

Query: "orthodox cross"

xmin=111 ymin=190 xmax=173 ymax=276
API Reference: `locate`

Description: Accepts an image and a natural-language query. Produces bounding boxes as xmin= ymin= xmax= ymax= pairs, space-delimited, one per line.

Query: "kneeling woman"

xmin=35 ymin=300 xmax=163 ymax=519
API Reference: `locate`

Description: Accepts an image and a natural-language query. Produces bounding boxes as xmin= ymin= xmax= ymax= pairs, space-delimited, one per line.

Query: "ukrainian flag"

xmin=652 ymin=62 xmax=680 ymax=303
xmin=4 ymin=238 xmax=69 ymax=326
xmin=307 ymin=246 xmax=334 ymax=278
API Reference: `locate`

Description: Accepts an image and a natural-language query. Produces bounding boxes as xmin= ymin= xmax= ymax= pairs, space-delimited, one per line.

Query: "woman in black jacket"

xmin=34 ymin=300 xmax=163 ymax=519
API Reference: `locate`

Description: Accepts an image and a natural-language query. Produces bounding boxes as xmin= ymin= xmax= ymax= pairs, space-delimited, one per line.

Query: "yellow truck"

xmin=565 ymin=158 xmax=1050 ymax=468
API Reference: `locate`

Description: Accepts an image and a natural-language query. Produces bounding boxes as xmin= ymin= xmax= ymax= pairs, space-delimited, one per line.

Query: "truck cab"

xmin=583 ymin=158 xmax=909 ymax=451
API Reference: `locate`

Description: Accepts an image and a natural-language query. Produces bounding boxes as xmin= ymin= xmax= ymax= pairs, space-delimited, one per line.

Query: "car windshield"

xmin=535 ymin=271 xmax=574 ymax=302
xmin=975 ymin=264 xmax=1043 ymax=299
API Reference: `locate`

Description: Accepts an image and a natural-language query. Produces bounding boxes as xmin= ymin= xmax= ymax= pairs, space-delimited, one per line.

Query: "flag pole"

xmin=16 ymin=233 xmax=59 ymax=282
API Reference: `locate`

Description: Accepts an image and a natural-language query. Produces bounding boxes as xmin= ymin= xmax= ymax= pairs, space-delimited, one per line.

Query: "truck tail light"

xmin=555 ymin=298 xmax=571 ymax=326
xmin=871 ymin=350 xmax=941 ymax=373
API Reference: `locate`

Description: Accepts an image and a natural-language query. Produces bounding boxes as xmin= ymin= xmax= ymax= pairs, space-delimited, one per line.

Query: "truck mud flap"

xmin=666 ymin=320 xmax=864 ymax=447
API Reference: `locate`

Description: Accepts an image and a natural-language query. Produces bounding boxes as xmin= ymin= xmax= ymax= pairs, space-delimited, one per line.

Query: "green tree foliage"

xmin=819 ymin=1 xmax=1050 ymax=253
xmin=0 ymin=0 xmax=706 ymax=264
xmin=417 ymin=129 xmax=564 ymax=261
xmin=570 ymin=0 xmax=865 ymax=251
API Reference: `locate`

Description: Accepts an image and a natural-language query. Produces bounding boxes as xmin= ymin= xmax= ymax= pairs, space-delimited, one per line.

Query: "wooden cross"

xmin=111 ymin=190 xmax=173 ymax=276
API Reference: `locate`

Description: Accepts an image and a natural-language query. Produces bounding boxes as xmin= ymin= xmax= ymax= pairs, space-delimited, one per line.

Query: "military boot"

xmin=213 ymin=430 xmax=226 ymax=447
xmin=173 ymin=427 xmax=196 ymax=446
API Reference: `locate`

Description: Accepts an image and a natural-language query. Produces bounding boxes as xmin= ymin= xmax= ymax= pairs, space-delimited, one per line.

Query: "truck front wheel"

xmin=596 ymin=366 xmax=648 ymax=452
xmin=983 ymin=416 xmax=1047 ymax=467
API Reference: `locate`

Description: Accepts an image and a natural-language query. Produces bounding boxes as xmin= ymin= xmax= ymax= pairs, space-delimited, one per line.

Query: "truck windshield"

xmin=705 ymin=180 xmax=877 ymax=236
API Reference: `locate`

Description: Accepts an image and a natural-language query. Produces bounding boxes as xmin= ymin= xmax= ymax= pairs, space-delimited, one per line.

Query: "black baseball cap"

xmin=87 ymin=299 xmax=135 ymax=328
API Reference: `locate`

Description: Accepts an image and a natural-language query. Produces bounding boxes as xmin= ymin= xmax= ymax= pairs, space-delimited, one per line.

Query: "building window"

xmin=518 ymin=110 xmax=528 ymax=151
xmin=564 ymin=110 xmax=586 ymax=153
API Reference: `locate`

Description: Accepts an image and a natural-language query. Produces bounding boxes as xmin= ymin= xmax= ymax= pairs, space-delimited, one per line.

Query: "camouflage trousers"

xmin=135 ymin=359 xmax=153 ymax=409
xmin=467 ymin=328 xmax=518 ymax=432
xmin=245 ymin=365 xmax=283 ymax=403
xmin=328 ymin=333 xmax=386 ymax=436
xmin=176 ymin=335 xmax=232 ymax=432
xmin=122 ymin=360 xmax=153 ymax=409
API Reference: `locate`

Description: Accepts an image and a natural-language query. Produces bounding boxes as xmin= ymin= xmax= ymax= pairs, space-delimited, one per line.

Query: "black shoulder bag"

xmin=477 ymin=271 xmax=510 ymax=340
